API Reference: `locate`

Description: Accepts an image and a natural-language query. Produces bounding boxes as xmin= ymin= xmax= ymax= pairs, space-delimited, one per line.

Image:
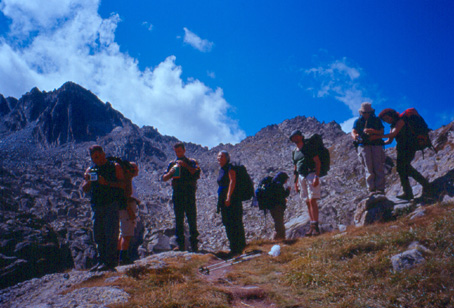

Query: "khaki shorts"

xmin=119 ymin=199 xmax=138 ymax=237
xmin=298 ymin=173 xmax=321 ymax=200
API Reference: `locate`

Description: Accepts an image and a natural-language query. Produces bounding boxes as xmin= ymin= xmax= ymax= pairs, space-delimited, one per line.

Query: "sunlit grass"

xmin=82 ymin=201 xmax=454 ymax=307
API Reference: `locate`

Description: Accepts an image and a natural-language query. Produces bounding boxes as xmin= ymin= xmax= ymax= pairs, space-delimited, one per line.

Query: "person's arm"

xmin=126 ymin=203 xmax=136 ymax=220
xmin=162 ymin=163 xmax=176 ymax=182
xmin=363 ymin=127 xmax=384 ymax=136
xmin=313 ymin=155 xmax=321 ymax=187
xmin=82 ymin=167 xmax=92 ymax=193
xmin=351 ymin=128 xmax=360 ymax=140
xmin=98 ymin=163 xmax=126 ymax=189
xmin=293 ymin=164 xmax=299 ymax=193
xmin=178 ymin=159 xmax=200 ymax=175
xmin=369 ymin=119 xmax=404 ymax=144
xmin=225 ymin=169 xmax=236 ymax=207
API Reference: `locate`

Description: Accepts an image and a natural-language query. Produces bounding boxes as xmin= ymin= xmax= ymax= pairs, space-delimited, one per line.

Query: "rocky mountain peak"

xmin=0 ymin=83 xmax=133 ymax=146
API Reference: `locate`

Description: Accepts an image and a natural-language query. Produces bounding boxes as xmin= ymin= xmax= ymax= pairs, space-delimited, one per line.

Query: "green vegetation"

xmin=103 ymin=201 xmax=454 ymax=307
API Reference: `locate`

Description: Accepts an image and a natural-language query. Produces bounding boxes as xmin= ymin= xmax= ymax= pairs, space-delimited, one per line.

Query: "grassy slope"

xmin=101 ymin=201 xmax=454 ymax=308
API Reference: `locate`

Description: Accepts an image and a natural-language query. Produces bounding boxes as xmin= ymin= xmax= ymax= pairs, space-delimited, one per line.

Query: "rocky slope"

xmin=1 ymin=82 xmax=454 ymax=289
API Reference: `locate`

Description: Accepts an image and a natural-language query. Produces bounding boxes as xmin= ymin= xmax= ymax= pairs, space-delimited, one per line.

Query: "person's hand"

xmin=225 ymin=199 xmax=231 ymax=207
xmin=176 ymin=160 xmax=187 ymax=168
xmin=313 ymin=176 xmax=320 ymax=187
xmin=363 ymin=128 xmax=374 ymax=134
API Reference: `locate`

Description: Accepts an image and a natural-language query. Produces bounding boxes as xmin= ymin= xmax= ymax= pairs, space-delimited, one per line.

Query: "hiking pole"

xmin=199 ymin=251 xmax=263 ymax=275
xmin=199 ymin=249 xmax=262 ymax=275
xmin=199 ymin=250 xmax=261 ymax=274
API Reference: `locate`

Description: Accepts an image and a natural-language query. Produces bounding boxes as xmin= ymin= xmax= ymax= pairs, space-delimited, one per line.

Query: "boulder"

xmin=354 ymin=195 xmax=394 ymax=227
xmin=391 ymin=249 xmax=425 ymax=272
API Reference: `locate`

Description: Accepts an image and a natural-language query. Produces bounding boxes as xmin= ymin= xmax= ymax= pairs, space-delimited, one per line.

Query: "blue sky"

xmin=0 ymin=0 xmax=453 ymax=147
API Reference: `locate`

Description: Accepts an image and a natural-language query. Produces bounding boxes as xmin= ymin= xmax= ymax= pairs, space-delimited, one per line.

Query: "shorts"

xmin=298 ymin=173 xmax=321 ymax=200
xmin=119 ymin=199 xmax=138 ymax=237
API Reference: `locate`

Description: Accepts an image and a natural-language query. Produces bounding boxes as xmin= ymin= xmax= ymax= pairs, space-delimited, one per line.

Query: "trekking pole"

xmin=199 ymin=249 xmax=262 ymax=275
xmin=199 ymin=251 xmax=263 ymax=275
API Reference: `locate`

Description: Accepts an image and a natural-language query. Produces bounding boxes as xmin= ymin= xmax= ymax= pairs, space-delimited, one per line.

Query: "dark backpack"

xmin=231 ymin=163 xmax=255 ymax=202
xmin=107 ymin=156 xmax=136 ymax=175
xmin=399 ymin=108 xmax=436 ymax=153
xmin=254 ymin=176 xmax=274 ymax=212
xmin=304 ymin=134 xmax=331 ymax=177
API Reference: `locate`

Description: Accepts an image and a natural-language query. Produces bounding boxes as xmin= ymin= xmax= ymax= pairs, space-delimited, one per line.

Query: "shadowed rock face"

xmin=1 ymin=82 xmax=454 ymax=289
xmin=0 ymin=82 xmax=132 ymax=145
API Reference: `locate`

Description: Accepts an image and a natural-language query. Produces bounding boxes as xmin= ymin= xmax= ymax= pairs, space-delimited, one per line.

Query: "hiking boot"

xmin=310 ymin=222 xmax=320 ymax=236
xmin=305 ymin=224 xmax=314 ymax=236
xmin=396 ymin=193 xmax=413 ymax=201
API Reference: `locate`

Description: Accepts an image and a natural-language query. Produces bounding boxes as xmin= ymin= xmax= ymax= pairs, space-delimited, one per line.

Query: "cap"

xmin=289 ymin=130 xmax=303 ymax=141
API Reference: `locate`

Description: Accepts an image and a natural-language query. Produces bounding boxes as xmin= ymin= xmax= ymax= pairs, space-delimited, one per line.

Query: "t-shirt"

xmin=292 ymin=145 xmax=317 ymax=177
xmin=352 ymin=114 xmax=385 ymax=146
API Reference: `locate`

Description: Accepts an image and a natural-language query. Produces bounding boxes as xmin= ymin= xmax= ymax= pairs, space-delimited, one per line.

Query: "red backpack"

xmin=399 ymin=108 xmax=436 ymax=153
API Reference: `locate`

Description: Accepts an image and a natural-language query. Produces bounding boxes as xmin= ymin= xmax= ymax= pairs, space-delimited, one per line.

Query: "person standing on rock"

xmin=82 ymin=145 xmax=125 ymax=271
xmin=216 ymin=150 xmax=247 ymax=256
xmin=351 ymin=102 xmax=386 ymax=195
xmin=290 ymin=130 xmax=322 ymax=236
xmin=162 ymin=142 xmax=201 ymax=252
xmin=375 ymin=108 xmax=433 ymax=200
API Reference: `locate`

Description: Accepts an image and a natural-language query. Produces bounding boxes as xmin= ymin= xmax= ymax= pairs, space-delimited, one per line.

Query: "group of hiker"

xmin=81 ymin=102 xmax=435 ymax=271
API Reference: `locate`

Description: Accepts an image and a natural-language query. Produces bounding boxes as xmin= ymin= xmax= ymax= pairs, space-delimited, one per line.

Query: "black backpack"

xmin=231 ymin=163 xmax=255 ymax=202
xmin=300 ymin=134 xmax=330 ymax=177
xmin=254 ymin=176 xmax=274 ymax=212
xmin=107 ymin=156 xmax=135 ymax=175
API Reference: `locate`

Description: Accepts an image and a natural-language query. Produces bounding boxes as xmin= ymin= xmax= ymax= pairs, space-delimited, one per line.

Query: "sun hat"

xmin=359 ymin=102 xmax=375 ymax=114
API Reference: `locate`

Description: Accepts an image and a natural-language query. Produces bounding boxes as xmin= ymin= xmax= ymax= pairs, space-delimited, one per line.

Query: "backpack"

xmin=107 ymin=156 xmax=138 ymax=201
xmin=254 ymin=176 xmax=274 ymax=212
xmin=303 ymin=134 xmax=330 ymax=177
xmin=231 ymin=163 xmax=255 ymax=202
xmin=399 ymin=108 xmax=436 ymax=153
xmin=107 ymin=156 xmax=137 ymax=177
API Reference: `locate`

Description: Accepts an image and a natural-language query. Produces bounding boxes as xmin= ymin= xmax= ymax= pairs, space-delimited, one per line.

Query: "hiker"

xmin=162 ymin=142 xmax=201 ymax=252
xmin=82 ymin=145 xmax=125 ymax=271
xmin=118 ymin=163 xmax=139 ymax=265
xmin=351 ymin=102 xmax=386 ymax=195
xmin=269 ymin=172 xmax=291 ymax=241
xmin=290 ymin=130 xmax=322 ymax=236
xmin=375 ymin=108 xmax=432 ymax=200
xmin=216 ymin=150 xmax=247 ymax=256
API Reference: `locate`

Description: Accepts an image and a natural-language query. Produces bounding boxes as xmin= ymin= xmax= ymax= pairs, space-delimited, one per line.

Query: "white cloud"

xmin=304 ymin=58 xmax=382 ymax=133
xmin=142 ymin=21 xmax=153 ymax=31
xmin=183 ymin=27 xmax=213 ymax=52
xmin=340 ymin=117 xmax=356 ymax=133
xmin=0 ymin=0 xmax=244 ymax=147
xmin=304 ymin=58 xmax=371 ymax=116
